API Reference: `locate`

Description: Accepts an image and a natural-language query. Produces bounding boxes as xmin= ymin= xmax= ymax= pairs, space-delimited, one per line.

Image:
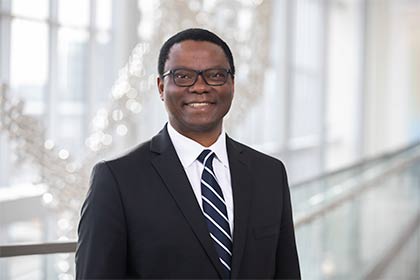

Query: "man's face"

xmin=157 ymin=40 xmax=234 ymax=137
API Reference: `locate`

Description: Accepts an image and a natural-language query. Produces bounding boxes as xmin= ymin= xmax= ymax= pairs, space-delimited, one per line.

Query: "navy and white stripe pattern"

xmin=198 ymin=149 xmax=232 ymax=279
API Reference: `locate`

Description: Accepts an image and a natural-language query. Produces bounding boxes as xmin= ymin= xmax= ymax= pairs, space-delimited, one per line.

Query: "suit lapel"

xmin=150 ymin=126 xmax=226 ymax=278
xmin=227 ymin=137 xmax=253 ymax=279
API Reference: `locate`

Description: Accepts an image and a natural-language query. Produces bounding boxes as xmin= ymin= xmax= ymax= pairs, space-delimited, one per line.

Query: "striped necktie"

xmin=198 ymin=149 xmax=232 ymax=279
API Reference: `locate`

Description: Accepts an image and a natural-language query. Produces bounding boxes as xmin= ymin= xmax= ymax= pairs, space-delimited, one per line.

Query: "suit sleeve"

xmin=76 ymin=161 xmax=127 ymax=279
xmin=274 ymin=163 xmax=301 ymax=279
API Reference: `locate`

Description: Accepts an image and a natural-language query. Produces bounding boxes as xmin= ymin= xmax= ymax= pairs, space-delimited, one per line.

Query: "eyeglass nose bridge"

xmin=190 ymin=70 xmax=211 ymax=87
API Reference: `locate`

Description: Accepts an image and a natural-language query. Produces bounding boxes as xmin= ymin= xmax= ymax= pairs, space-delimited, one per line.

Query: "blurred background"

xmin=0 ymin=0 xmax=419 ymax=279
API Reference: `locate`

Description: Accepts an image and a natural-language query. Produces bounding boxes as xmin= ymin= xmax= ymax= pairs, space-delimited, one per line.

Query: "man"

xmin=76 ymin=28 xmax=300 ymax=279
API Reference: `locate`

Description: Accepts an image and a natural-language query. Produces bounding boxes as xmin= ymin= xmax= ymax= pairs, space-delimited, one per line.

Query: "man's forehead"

xmin=166 ymin=40 xmax=228 ymax=64
xmin=170 ymin=40 xmax=224 ymax=54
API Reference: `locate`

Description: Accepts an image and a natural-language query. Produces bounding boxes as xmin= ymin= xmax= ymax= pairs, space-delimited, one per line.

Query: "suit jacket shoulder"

xmin=228 ymin=137 xmax=285 ymax=163
xmin=99 ymin=127 xmax=174 ymax=181
xmin=226 ymin=136 xmax=288 ymax=182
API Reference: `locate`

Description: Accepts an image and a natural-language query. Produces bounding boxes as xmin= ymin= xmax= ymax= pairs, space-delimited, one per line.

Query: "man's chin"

xmin=174 ymin=121 xmax=222 ymax=135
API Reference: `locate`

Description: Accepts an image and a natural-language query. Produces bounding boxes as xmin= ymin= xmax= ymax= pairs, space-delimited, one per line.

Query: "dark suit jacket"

xmin=76 ymin=126 xmax=300 ymax=279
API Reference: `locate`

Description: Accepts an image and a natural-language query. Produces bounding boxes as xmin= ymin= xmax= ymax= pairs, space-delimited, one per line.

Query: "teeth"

xmin=188 ymin=102 xmax=210 ymax=108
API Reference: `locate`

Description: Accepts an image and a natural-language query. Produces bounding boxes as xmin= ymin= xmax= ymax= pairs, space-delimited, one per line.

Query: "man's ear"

xmin=231 ymin=76 xmax=235 ymax=97
xmin=157 ymin=76 xmax=164 ymax=101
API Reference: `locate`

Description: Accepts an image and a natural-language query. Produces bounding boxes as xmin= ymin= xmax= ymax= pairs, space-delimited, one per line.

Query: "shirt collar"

xmin=167 ymin=122 xmax=229 ymax=169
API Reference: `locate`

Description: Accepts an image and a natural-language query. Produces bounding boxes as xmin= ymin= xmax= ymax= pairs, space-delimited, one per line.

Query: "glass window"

xmin=294 ymin=0 xmax=322 ymax=70
xmin=11 ymin=0 xmax=49 ymax=19
xmin=58 ymin=0 xmax=89 ymax=27
xmin=10 ymin=19 xmax=48 ymax=104
xmin=0 ymin=254 xmax=75 ymax=279
xmin=290 ymin=0 xmax=324 ymax=140
xmin=92 ymin=35 xmax=114 ymax=105
xmin=1 ymin=0 xmax=115 ymax=247
xmin=290 ymin=73 xmax=322 ymax=139
xmin=57 ymin=28 xmax=89 ymax=102
xmin=96 ymin=0 xmax=112 ymax=30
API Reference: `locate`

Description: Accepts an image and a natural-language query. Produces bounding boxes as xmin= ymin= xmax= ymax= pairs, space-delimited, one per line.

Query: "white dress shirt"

xmin=167 ymin=123 xmax=234 ymax=235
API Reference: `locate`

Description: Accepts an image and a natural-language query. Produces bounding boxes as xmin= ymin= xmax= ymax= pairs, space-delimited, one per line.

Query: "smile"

xmin=186 ymin=102 xmax=213 ymax=108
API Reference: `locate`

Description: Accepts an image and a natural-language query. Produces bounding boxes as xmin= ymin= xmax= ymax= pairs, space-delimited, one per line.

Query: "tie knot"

xmin=197 ymin=149 xmax=215 ymax=164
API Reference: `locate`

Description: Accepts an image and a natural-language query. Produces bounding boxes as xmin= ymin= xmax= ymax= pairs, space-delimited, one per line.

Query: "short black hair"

xmin=158 ymin=28 xmax=235 ymax=77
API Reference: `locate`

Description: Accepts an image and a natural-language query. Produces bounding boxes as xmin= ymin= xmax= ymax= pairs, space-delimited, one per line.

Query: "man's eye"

xmin=209 ymin=71 xmax=226 ymax=79
xmin=174 ymin=71 xmax=194 ymax=79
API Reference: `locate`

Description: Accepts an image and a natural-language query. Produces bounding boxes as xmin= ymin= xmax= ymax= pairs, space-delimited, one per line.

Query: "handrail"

xmin=0 ymin=241 xmax=77 ymax=258
xmin=291 ymin=140 xmax=420 ymax=188
xmin=294 ymin=154 xmax=420 ymax=227
xmin=1 ymin=143 xmax=419 ymax=258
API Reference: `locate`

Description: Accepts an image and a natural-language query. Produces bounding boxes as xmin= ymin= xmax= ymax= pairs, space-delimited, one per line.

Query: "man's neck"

xmin=169 ymin=123 xmax=223 ymax=148
xmin=187 ymin=132 xmax=220 ymax=147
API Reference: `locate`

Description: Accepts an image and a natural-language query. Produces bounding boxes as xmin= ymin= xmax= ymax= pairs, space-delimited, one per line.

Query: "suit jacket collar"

xmin=150 ymin=125 xmax=252 ymax=279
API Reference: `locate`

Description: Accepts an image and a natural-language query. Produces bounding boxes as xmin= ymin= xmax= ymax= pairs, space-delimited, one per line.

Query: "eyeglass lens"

xmin=173 ymin=68 xmax=229 ymax=86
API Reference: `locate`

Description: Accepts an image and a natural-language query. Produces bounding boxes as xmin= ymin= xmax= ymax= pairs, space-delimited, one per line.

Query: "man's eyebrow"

xmin=167 ymin=65 xmax=230 ymax=70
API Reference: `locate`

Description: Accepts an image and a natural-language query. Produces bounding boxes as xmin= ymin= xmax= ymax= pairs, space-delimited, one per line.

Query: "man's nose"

xmin=189 ymin=74 xmax=210 ymax=93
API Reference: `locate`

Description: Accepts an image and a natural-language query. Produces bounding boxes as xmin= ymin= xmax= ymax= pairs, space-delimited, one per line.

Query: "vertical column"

xmin=0 ymin=0 xmax=12 ymax=187
xmin=114 ymin=0 xmax=140 ymax=147
xmin=283 ymin=0 xmax=294 ymax=164
xmin=266 ymin=0 xmax=288 ymax=157
xmin=356 ymin=0 xmax=368 ymax=160
xmin=85 ymin=0 xmax=96 ymax=141
xmin=1 ymin=3 xmax=13 ymax=280
xmin=319 ymin=0 xmax=330 ymax=175
xmin=46 ymin=0 xmax=58 ymax=141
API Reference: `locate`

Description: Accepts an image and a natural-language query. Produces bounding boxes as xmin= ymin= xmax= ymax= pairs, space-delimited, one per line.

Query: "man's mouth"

xmin=186 ymin=102 xmax=213 ymax=108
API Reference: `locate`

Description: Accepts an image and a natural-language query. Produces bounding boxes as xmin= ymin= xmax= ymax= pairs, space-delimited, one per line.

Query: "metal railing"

xmin=0 ymin=242 xmax=76 ymax=258
xmin=292 ymin=141 xmax=420 ymax=188
xmin=293 ymin=151 xmax=420 ymax=227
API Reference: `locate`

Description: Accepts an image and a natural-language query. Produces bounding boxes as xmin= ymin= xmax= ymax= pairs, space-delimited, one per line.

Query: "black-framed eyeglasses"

xmin=162 ymin=68 xmax=233 ymax=87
